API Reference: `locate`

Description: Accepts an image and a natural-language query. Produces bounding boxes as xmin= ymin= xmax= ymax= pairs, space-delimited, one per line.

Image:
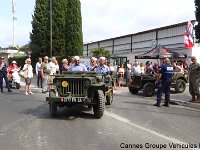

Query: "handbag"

xmin=19 ymin=70 xmax=28 ymax=78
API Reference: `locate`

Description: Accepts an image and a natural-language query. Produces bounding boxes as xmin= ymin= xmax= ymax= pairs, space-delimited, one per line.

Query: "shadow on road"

xmin=20 ymin=103 xmax=97 ymax=120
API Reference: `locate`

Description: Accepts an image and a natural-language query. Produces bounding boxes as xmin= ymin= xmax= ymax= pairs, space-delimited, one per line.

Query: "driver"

xmin=69 ymin=56 xmax=87 ymax=71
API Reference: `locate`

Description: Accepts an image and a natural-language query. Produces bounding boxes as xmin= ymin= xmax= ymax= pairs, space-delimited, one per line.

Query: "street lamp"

xmin=50 ymin=0 xmax=52 ymax=58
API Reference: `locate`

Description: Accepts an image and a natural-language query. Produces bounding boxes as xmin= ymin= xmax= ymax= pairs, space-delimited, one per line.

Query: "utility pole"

xmin=12 ymin=0 xmax=16 ymax=47
xmin=50 ymin=0 xmax=52 ymax=58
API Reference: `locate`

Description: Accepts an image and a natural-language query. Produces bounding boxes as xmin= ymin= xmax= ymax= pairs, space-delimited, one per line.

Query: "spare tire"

xmin=175 ymin=79 xmax=186 ymax=93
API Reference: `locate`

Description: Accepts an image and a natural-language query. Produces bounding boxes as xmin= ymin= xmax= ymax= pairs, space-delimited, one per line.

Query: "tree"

xmin=65 ymin=0 xmax=83 ymax=57
xmin=90 ymin=48 xmax=111 ymax=58
xmin=195 ymin=0 xmax=200 ymax=42
xmin=30 ymin=0 xmax=49 ymax=56
xmin=51 ymin=0 xmax=67 ymax=56
xmin=30 ymin=0 xmax=67 ymax=56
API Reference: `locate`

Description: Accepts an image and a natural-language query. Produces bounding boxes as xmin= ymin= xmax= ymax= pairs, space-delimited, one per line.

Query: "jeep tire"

xmin=143 ymin=82 xmax=155 ymax=97
xmin=49 ymin=102 xmax=57 ymax=117
xmin=93 ymin=90 xmax=105 ymax=119
xmin=128 ymin=87 xmax=139 ymax=94
xmin=175 ymin=79 xmax=186 ymax=93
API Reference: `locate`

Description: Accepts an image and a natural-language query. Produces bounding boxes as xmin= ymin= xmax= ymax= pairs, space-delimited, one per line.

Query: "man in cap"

xmin=69 ymin=56 xmax=87 ymax=71
xmin=188 ymin=56 xmax=200 ymax=102
xmin=87 ymin=57 xmax=98 ymax=71
xmin=0 ymin=57 xmax=12 ymax=92
xmin=154 ymin=58 xmax=173 ymax=107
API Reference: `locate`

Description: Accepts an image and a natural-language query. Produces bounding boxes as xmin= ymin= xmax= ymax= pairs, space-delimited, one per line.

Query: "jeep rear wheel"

xmin=128 ymin=87 xmax=139 ymax=94
xmin=49 ymin=102 xmax=57 ymax=117
xmin=93 ymin=90 xmax=105 ymax=119
xmin=106 ymin=91 xmax=113 ymax=105
xmin=143 ymin=83 xmax=155 ymax=97
xmin=175 ymin=79 xmax=186 ymax=93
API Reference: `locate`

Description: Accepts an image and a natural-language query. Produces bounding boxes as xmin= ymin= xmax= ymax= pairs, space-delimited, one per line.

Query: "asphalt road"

xmin=0 ymin=80 xmax=200 ymax=150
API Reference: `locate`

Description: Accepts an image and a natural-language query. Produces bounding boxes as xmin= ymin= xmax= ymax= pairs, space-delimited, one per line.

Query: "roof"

xmin=84 ymin=20 xmax=196 ymax=44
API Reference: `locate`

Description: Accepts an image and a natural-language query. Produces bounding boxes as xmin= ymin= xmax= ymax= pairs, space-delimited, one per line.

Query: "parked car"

xmin=128 ymin=70 xmax=188 ymax=97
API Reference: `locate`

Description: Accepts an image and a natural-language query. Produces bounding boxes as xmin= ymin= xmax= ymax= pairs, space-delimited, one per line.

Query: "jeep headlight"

xmin=84 ymin=80 xmax=91 ymax=88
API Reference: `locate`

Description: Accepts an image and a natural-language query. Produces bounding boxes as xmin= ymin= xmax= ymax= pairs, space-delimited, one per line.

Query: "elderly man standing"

xmin=69 ymin=56 xmax=87 ymax=71
xmin=154 ymin=58 xmax=173 ymax=107
xmin=41 ymin=56 xmax=51 ymax=93
xmin=188 ymin=56 xmax=200 ymax=102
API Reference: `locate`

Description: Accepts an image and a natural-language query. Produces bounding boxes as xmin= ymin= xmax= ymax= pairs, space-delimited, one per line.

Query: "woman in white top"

xmin=23 ymin=58 xmax=34 ymax=95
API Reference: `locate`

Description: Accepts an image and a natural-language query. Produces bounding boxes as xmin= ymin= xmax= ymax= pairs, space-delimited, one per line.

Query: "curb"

xmin=170 ymin=99 xmax=200 ymax=110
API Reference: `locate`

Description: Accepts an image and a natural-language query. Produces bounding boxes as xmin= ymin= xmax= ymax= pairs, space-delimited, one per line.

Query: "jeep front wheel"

xmin=175 ymin=79 xmax=186 ymax=93
xmin=143 ymin=83 xmax=155 ymax=97
xmin=93 ymin=90 xmax=105 ymax=119
xmin=49 ymin=102 xmax=57 ymax=117
xmin=128 ymin=87 xmax=139 ymax=94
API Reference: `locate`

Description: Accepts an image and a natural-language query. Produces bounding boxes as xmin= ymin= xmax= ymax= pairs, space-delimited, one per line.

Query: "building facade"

xmin=84 ymin=21 xmax=196 ymax=63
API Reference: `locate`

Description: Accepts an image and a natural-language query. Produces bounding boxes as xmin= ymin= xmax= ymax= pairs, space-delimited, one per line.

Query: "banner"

xmin=184 ymin=21 xmax=194 ymax=49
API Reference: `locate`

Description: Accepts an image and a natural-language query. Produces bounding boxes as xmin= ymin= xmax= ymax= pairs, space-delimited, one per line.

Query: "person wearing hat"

xmin=69 ymin=56 xmax=87 ymax=71
xmin=188 ymin=56 xmax=200 ymax=102
xmin=154 ymin=58 xmax=173 ymax=107
xmin=87 ymin=57 xmax=98 ymax=71
xmin=0 ymin=57 xmax=12 ymax=92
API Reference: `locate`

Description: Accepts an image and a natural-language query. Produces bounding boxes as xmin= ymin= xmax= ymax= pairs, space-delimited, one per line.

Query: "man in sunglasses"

xmin=188 ymin=56 xmax=200 ymax=102
xmin=87 ymin=57 xmax=98 ymax=71
xmin=69 ymin=56 xmax=87 ymax=71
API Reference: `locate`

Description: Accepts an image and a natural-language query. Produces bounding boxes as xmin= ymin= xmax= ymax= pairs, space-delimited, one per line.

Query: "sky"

xmin=0 ymin=0 xmax=196 ymax=48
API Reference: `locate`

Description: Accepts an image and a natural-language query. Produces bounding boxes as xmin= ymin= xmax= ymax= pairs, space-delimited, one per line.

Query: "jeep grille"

xmin=133 ymin=76 xmax=141 ymax=85
xmin=59 ymin=79 xmax=86 ymax=97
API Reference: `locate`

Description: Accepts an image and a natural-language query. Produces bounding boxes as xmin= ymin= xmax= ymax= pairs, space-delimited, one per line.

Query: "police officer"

xmin=153 ymin=58 xmax=173 ymax=107
xmin=188 ymin=56 xmax=200 ymax=102
xmin=69 ymin=56 xmax=87 ymax=71
xmin=87 ymin=57 xmax=98 ymax=71
xmin=0 ymin=57 xmax=12 ymax=93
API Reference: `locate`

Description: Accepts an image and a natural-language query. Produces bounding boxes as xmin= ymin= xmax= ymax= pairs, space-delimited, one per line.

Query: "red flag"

xmin=184 ymin=21 xmax=194 ymax=48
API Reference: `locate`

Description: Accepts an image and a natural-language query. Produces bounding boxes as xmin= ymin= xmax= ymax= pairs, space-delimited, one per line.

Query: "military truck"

xmin=46 ymin=71 xmax=108 ymax=119
xmin=128 ymin=70 xmax=188 ymax=97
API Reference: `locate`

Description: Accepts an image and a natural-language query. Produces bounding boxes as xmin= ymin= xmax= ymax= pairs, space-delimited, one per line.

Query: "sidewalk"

xmin=114 ymin=86 xmax=200 ymax=110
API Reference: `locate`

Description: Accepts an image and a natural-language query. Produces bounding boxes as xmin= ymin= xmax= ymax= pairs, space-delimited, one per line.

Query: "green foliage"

xmin=90 ymin=48 xmax=111 ymax=58
xmin=52 ymin=0 xmax=67 ymax=56
xmin=8 ymin=56 xmax=27 ymax=68
xmin=19 ymin=43 xmax=30 ymax=52
xmin=65 ymin=0 xmax=83 ymax=57
xmin=195 ymin=0 xmax=200 ymax=42
xmin=30 ymin=0 xmax=49 ymax=56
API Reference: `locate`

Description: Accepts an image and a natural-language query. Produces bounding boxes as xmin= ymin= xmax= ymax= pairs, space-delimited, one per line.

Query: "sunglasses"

xmin=91 ymin=61 xmax=94 ymax=63
xmin=191 ymin=59 xmax=196 ymax=60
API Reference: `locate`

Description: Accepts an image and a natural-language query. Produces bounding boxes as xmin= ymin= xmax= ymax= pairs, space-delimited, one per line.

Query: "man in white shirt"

xmin=35 ymin=58 xmax=42 ymax=88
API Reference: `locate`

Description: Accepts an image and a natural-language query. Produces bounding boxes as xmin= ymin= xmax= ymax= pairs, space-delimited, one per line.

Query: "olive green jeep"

xmin=46 ymin=71 xmax=109 ymax=119
xmin=128 ymin=70 xmax=188 ymax=97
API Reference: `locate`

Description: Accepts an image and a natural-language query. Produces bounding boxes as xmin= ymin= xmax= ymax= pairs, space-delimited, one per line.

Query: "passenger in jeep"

xmin=69 ymin=56 xmax=87 ymax=71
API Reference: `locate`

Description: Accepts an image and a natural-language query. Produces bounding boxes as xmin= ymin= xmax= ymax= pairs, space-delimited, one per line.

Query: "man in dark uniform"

xmin=153 ymin=58 xmax=173 ymax=107
xmin=0 ymin=57 xmax=12 ymax=93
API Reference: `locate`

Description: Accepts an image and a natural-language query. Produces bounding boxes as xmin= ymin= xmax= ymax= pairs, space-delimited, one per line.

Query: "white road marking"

xmin=104 ymin=111 xmax=200 ymax=150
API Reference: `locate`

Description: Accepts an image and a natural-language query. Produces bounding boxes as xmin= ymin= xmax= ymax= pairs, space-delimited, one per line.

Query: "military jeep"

xmin=128 ymin=71 xmax=188 ymax=97
xmin=46 ymin=71 xmax=106 ymax=119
